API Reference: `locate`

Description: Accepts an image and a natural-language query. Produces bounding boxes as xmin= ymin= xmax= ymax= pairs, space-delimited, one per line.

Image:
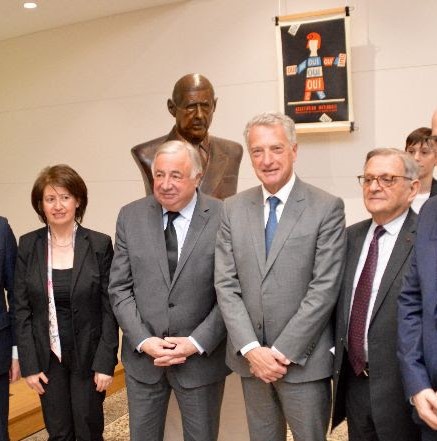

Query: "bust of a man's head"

xmin=167 ymin=73 xmax=218 ymax=144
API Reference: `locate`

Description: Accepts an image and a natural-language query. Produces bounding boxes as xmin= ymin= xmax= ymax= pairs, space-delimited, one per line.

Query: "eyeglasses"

xmin=357 ymin=175 xmax=413 ymax=188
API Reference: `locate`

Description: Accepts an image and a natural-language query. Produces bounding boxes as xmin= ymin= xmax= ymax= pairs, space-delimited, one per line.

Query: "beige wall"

xmin=1 ymin=0 xmax=437 ymax=239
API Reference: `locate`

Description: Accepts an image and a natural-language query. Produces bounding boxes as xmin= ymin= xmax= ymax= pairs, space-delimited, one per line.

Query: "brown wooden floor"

xmin=8 ymin=363 xmax=125 ymax=441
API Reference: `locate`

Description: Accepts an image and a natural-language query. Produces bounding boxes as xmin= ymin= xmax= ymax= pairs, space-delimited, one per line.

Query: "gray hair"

xmin=152 ymin=140 xmax=203 ymax=179
xmin=365 ymin=148 xmax=419 ymax=179
xmin=243 ymin=112 xmax=297 ymax=147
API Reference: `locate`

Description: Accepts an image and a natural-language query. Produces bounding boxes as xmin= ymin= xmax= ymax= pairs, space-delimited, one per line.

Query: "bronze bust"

xmin=131 ymin=74 xmax=243 ymax=200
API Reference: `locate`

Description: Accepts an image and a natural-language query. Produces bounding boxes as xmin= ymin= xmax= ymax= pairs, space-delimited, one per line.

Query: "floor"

xmin=23 ymin=373 xmax=348 ymax=440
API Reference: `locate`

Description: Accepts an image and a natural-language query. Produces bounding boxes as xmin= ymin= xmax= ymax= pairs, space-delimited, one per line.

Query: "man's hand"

xmin=164 ymin=337 xmax=198 ymax=358
xmin=413 ymin=388 xmax=437 ymax=430
xmin=140 ymin=336 xmax=177 ymax=358
xmin=140 ymin=336 xmax=186 ymax=367
xmin=153 ymin=337 xmax=198 ymax=367
xmin=9 ymin=359 xmax=21 ymax=383
xmin=94 ymin=372 xmax=113 ymax=392
xmin=25 ymin=372 xmax=49 ymax=395
xmin=245 ymin=347 xmax=290 ymax=383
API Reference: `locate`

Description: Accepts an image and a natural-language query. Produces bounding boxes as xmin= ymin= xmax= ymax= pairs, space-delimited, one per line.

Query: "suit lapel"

xmin=171 ymin=194 xmax=209 ymax=286
xmin=264 ymin=178 xmax=306 ymax=277
xmin=36 ymin=229 xmax=48 ymax=298
xmin=70 ymin=226 xmax=89 ymax=295
xmin=247 ymin=187 xmax=266 ymax=276
xmin=145 ymin=197 xmax=171 ymax=289
xmin=370 ymin=211 xmax=416 ymax=323
xmin=342 ymin=222 xmax=371 ymax=326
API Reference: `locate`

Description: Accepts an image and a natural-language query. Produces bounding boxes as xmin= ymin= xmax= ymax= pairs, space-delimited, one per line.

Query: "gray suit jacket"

xmin=215 ymin=177 xmax=346 ymax=383
xmin=109 ymin=192 xmax=230 ymax=388
xmin=332 ymin=210 xmax=419 ymax=440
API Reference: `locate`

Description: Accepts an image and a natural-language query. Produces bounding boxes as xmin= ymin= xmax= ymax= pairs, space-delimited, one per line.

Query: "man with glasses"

xmin=398 ymin=109 xmax=437 ymax=441
xmin=333 ymin=148 xmax=420 ymax=441
xmin=404 ymin=127 xmax=437 ymax=212
xmin=131 ymin=73 xmax=243 ymax=200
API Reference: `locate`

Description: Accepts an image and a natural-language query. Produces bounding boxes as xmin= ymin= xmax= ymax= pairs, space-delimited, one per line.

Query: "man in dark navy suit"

xmin=0 ymin=217 xmax=20 ymax=441
xmin=398 ymin=111 xmax=437 ymax=441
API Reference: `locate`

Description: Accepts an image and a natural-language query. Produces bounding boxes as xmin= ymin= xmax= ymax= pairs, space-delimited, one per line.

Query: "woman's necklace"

xmin=50 ymin=225 xmax=77 ymax=248
xmin=52 ymin=238 xmax=73 ymax=248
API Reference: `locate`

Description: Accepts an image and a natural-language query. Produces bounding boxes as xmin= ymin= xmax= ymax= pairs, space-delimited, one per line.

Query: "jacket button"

xmin=169 ymin=303 xmax=175 ymax=308
xmin=73 ymin=308 xmax=78 ymax=314
xmin=257 ymin=323 xmax=262 ymax=329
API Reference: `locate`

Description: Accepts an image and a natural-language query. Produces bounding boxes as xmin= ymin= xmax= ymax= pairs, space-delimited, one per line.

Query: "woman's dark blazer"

xmin=14 ymin=225 xmax=119 ymax=378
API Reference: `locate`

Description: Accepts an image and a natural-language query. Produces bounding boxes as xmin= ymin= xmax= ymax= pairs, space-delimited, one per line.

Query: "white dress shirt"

xmin=347 ymin=210 xmax=408 ymax=361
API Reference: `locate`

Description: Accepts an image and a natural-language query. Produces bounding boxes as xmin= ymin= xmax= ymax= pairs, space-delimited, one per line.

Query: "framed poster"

xmin=276 ymin=7 xmax=354 ymax=133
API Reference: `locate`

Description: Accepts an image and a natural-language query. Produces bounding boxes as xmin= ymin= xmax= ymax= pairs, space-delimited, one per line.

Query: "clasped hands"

xmin=141 ymin=336 xmax=198 ymax=367
xmin=245 ymin=346 xmax=291 ymax=384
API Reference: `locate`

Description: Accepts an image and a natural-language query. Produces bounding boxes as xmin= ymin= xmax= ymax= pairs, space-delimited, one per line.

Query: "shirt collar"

xmin=370 ymin=209 xmax=409 ymax=236
xmin=162 ymin=191 xmax=198 ymax=222
xmin=262 ymin=173 xmax=296 ymax=206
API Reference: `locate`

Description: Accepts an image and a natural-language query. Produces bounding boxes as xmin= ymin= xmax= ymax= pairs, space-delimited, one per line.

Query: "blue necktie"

xmin=265 ymin=196 xmax=280 ymax=256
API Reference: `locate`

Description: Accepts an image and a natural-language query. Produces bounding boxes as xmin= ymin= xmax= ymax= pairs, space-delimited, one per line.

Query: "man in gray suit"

xmin=109 ymin=141 xmax=229 ymax=441
xmin=215 ymin=112 xmax=346 ymax=441
xmin=332 ymin=148 xmax=420 ymax=441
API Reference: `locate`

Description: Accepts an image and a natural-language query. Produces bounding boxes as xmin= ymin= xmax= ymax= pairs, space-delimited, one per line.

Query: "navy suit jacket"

xmin=0 ymin=217 xmax=17 ymax=376
xmin=398 ymin=196 xmax=437 ymax=398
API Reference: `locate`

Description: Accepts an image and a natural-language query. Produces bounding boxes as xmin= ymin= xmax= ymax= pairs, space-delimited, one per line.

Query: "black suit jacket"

xmin=131 ymin=127 xmax=243 ymax=200
xmin=14 ymin=225 xmax=119 ymax=378
xmin=332 ymin=210 xmax=419 ymax=440
xmin=0 ymin=217 xmax=17 ymax=376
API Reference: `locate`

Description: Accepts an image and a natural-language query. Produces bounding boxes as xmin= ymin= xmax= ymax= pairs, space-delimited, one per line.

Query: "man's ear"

xmin=167 ymin=99 xmax=177 ymax=117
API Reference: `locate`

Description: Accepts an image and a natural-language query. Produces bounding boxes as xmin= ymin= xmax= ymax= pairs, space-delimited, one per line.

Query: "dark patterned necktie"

xmin=348 ymin=225 xmax=386 ymax=375
xmin=265 ymin=196 xmax=280 ymax=256
xmin=165 ymin=211 xmax=180 ymax=281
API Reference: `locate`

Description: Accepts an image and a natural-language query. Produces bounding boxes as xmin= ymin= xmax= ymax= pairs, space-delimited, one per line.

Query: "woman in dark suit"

xmin=14 ymin=165 xmax=119 ymax=441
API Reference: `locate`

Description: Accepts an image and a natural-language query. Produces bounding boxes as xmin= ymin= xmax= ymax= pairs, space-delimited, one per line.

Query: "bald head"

xmin=167 ymin=73 xmax=217 ymax=144
xmin=172 ymin=74 xmax=215 ymax=105
xmin=432 ymin=109 xmax=437 ymax=136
